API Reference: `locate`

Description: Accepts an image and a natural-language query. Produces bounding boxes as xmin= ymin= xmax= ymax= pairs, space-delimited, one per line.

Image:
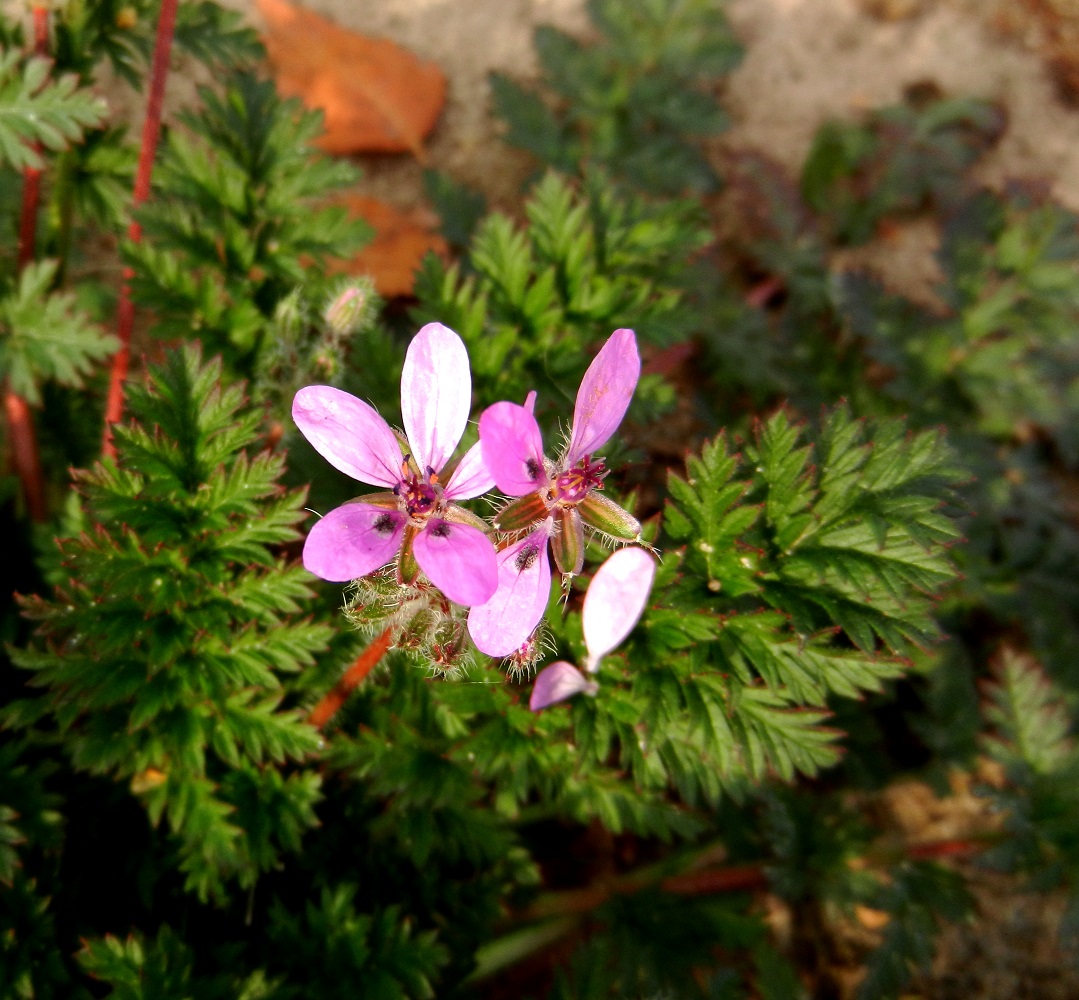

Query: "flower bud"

xmin=502 ymin=624 xmax=551 ymax=680
xmin=323 ymin=281 xmax=373 ymax=336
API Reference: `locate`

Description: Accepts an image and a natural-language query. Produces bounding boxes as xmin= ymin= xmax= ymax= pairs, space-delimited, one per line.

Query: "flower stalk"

xmin=5 ymin=5 xmax=52 ymax=523
xmin=101 ymin=0 xmax=180 ymax=459
xmin=307 ymin=626 xmax=395 ymax=729
xmin=468 ymin=831 xmax=1000 ymax=984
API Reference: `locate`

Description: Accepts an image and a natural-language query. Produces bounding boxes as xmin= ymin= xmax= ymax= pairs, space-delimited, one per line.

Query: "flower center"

xmin=550 ymin=455 xmax=606 ymax=506
xmin=394 ymin=459 xmax=442 ymax=521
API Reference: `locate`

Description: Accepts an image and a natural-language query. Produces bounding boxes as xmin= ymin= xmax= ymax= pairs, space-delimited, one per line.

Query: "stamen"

xmin=395 ymin=462 xmax=442 ymax=519
xmin=551 ymin=454 xmax=607 ymax=505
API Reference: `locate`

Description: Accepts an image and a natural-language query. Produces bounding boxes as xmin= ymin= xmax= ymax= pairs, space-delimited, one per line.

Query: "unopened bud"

xmin=323 ymin=282 xmax=372 ymax=336
xmin=429 ymin=618 xmax=469 ymax=674
xmin=503 ymin=624 xmax=550 ymax=680
xmin=312 ymin=348 xmax=338 ymax=379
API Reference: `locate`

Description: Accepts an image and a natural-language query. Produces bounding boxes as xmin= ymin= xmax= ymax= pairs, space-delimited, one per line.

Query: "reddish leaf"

xmin=256 ymin=0 xmax=446 ymax=157
xmin=331 ymin=195 xmax=448 ymax=299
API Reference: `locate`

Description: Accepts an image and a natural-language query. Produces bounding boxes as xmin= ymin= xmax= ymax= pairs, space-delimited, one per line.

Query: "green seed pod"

xmin=551 ymin=507 xmax=585 ymax=577
xmin=578 ymin=490 xmax=641 ymax=541
xmin=397 ymin=526 xmax=420 ymax=586
xmin=493 ymin=492 xmax=550 ymax=533
xmin=442 ymin=502 xmax=490 ymax=532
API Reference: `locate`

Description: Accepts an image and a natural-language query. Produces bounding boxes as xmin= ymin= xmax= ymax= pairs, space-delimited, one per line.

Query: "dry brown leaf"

xmin=332 ymin=195 xmax=448 ymax=299
xmin=855 ymin=905 xmax=892 ymax=931
xmin=256 ymin=0 xmax=446 ymax=157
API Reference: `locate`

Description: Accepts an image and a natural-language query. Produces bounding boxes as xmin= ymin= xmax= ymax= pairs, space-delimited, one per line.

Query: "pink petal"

xmin=582 ymin=547 xmax=656 ymax=672
xmin=468 ymin=525 xmax=553 ymax=657
xmin=293 ymin=386 xmax=402 ymax=487
xmin=401 ymin=323 xmax=471 ymax=474
xmin=302 ymin=503 xmax=406 ymax=582
xmin=444 ymin=440 xmax=496 ymax=500
xmin=479 ymin=401 xmax=548 ymax=497
xmin=566 ymin=329 xmax=640 ymax=466
xmin=413 ymin=519 xmax=498 ymax=606
xmin=530 ymin=661 xmax=597 ymax=711
xmin=524 ymin=390 xmax=537 ymax=413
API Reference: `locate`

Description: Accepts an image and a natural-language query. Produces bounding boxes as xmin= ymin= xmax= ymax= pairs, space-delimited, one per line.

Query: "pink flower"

xmin=468 ymin=329 xmax=642 ymax=657
xmin=530 ymin=547 xmax=656 ymax=711
xmin=468 ymin=519 xmax=555 ymax=658
xmin=292 ymin=323 xmax=498 ymax=607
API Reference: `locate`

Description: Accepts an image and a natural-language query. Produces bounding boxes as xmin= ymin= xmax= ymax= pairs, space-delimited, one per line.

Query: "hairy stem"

xmin=101 ymin=0 xmax=179 ymax=459
xmin=308 ymin=627 xmax=395 ymax=729
xmin=4 ymin=6 xmax=51 ymax=523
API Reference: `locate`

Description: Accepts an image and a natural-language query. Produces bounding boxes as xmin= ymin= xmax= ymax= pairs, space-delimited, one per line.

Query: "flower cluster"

xmin=293 ymin=322 xmax=649 ymax=675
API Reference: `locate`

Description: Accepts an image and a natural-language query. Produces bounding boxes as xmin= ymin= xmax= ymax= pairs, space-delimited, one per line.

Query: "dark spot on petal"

xmin=526 ymin=458 xmax=540 ymax=480
xmin=515 ymin=544 xmax=540 ymax=572
xmin=374 ymin=514 xmax=397 ymax=535
xmin=431 ymin=521 xmax=452 ymax=539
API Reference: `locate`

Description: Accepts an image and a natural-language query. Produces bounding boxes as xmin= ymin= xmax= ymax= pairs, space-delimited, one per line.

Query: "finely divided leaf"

xmin=0 ymin=51 xmax=106 ymax=169
xmin=0 ymin=260 xmax=119 ymax=405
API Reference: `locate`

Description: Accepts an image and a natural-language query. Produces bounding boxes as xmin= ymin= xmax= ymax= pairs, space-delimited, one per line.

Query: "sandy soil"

xmin=232 ymin=0 xmax=1079 ymax=308
xmin=235 ymin=0 xmax=1079 ymax=215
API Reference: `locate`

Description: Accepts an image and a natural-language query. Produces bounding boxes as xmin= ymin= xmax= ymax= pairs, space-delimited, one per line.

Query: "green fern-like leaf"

xmin=0 ymin=259 xmax=119 ymax=405
xmin=731 ymin=687 xmax=841 ymax=781
xmin=658 ymin=405 xmax=962 ymax=784
xmin=78 ymin=927 xmax=198 ymax=1000
xmin=174 ymin=1 xmax=263 ymax=67
xmin=664 ymin=432 xmax=761 ymax=598
xmin=266 ymin=887 xmax=448 ymax=1000
xmin=125 ymin=72 xmax=368 ymax=372
xmin=856 ymin=862 xmax=972 ymax=1000
xmin=0 ymin=50 xmax=106 ymax=169
xmin=10 ymin=345 xmax=329 ymax=902
xmin=983 ymin=650 xmax=1073 ymax=779
xmin=752 ymin=407 xmax=962 ymax=653
xmin=413 ymin=171 xmax=708 ymax=413
xmin=493 ymin=0 xmax=741 ymax=194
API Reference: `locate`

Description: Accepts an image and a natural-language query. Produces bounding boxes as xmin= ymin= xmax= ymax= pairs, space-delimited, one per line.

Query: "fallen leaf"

xmin=331 ymin=195 xmax=448 ymax=299
xmin=256 ymin=0 xmax=446 ymax=158
xmin=855 ymin=905 xmax=891 ymax=931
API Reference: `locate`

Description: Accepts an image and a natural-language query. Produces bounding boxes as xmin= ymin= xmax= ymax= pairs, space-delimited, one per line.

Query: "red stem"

xmin=307 ymin=627 xmax=395 ymax=729
xmin=661 ymin=862 xmax=769 ymax=897
xmin=4 ymin=7 xmax=51 ymax=523
xmin=662 ymin=836 xmax=991 ymax=898
xmin=523 ymin=834 xmax=994 ymax=923
xmin=101 ymin=0 xmax=179 ymax=459
xmin=4 ymin=392 xmax=45 ymax=521
xmin=17 ymin=167 xmax=43 ymax=271
xmin=30 ymin=7 xmax=48 ymax=57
